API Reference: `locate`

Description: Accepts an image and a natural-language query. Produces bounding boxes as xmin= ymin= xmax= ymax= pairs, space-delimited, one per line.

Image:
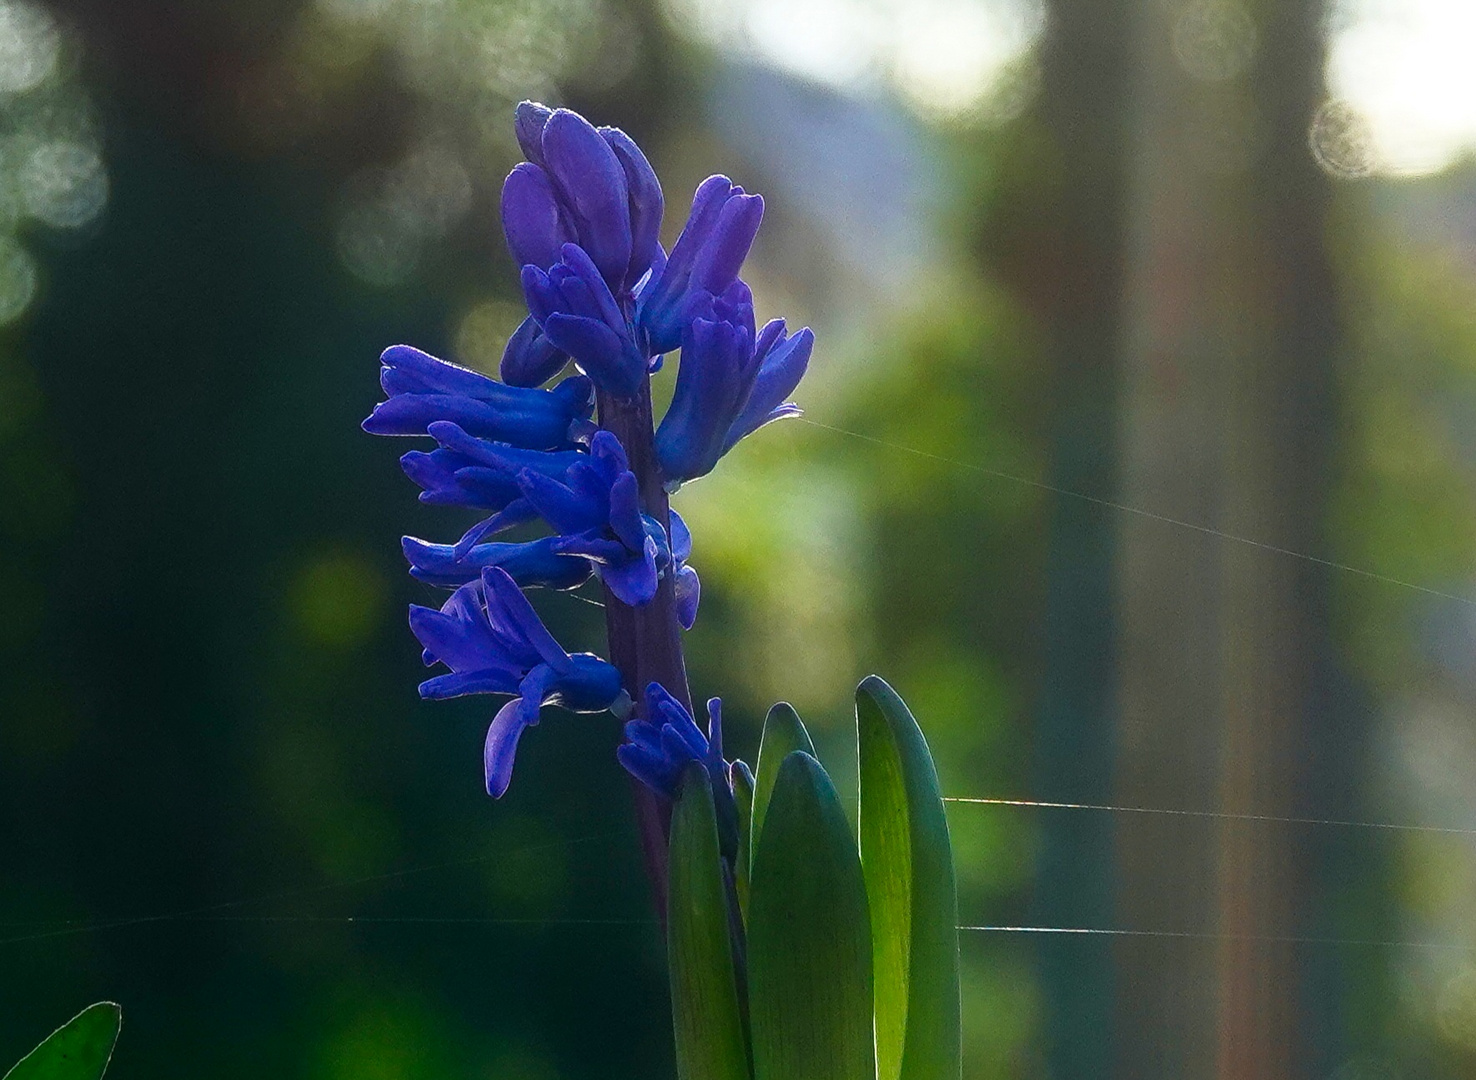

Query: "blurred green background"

xmin=5 ymin=0 xmax=1476 ymax=1076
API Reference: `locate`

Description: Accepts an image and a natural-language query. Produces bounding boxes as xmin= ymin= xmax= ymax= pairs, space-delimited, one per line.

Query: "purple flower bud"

xmin=618 ymin=685 xmax=739 ymax=857
xmin=521 ymin=244 xmax=648 ymax=398
xmin=538 ymin=110 xmax=633 ymax=291
xmin=637 ymin=176 xmax=764 ymax=355
xmin=598 ymin=125 xmax=664 ymax=293
xmin=514 ymin=100 xmax=554 ymax=167
xmin=721 ymin=322 xmax=813 ymax=453
xmin=501 ymin=163 xmax=575 ymax=273
xmin=654 ymin=281 xmax=761 ymax=485
xmin=654 ymin=301 xmax=811 ymax=486
xmin=618 ymin=684 xmax=728 ymax=799
xmin=500 ymin=315 xmax=569 ymax=388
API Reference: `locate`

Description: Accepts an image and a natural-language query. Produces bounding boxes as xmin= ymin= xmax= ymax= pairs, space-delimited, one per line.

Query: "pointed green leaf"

xmin=731 ymin=759 xmax=755 ymax=923
xmin=748 ymin=751 xmax=874 ymax=1080
xmin=857 ymin=675 xmax=960 ymax=1080
xmin=668 ymin=763 xmax=750 ymax=1080
xmin=3 ymin=1003 xmax=121 ymax=1080
xmin=750 ymin=703 xmax=814 ymax=867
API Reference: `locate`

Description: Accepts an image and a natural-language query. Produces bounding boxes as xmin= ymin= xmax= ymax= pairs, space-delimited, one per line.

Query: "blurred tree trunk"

xmin=1113 ymin=0 xmax=1338 ymax=1077
xmin=998 ymin=1 xmax=1136 ymax=1076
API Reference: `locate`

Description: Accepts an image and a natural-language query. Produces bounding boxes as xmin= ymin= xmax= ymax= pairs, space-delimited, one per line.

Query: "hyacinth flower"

xmin=521 ymin=244 xmax=649 ymax=398
xmin=637 ymin=174 xmax=764 ymax=356
xmin=365 ymin=101 xmax=963 ymax=1080
xmin=363 ymin=344 xmax=593 ymax=449
xmin=368 ymin=102 xmax=804 ymax=804
xmin=399 ymin=422 xmax=582 ymax=510
xmin=499 ymin=315 xmax=568 ymax=391
xmin=654 ymin=284 xmax=814 ymax=487
xmin=401 ymin=420 xmax=586 ymax=552
xmin=401 ymin=535 xmax=592 ymax=591
xmin=617 ymin=682 xmax=729 ymax=802
xmin=618 ymin=683 xmax=738 ymax=855
xmin=515 ymin=429 xmax=663 ymax=606
xmin=369 ymin=101 xmax=808 ymax=802
xmin=409 ymin=567 xmax=628 ymax=797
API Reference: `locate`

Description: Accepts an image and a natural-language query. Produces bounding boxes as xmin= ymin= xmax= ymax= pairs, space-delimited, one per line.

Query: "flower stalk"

xmin=596 ymin=382 xmax=692 ymax=911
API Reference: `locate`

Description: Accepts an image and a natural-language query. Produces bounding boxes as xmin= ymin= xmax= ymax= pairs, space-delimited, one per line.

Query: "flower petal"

xmin=600 ymin=534 xmax=659 ymax=606
xmin=599 ymin=125 xmax=664 ymax=289
xmin=541 ymin=109 xmax=632 ymax=288
xmin=419 ymin=668 xmax=519 ymax=699
xmin=500 ymin=315 xmax=569 ymax=389
xmin=501 ymin=163 xmax=571 ymax=272
xmin=674 ymin=563 xmax=700 ymax=631
xmin=481 ymin=567 xmax=569 ymax=670
xmin=484 ymin=682 xmax=544 ymax=798
xmin=514 ymin=100 xmax=553 ymax=167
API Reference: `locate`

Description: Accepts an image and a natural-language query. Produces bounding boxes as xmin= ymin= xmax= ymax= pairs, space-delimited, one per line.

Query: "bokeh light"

xmin=0 ymin=1 xmax=57 ymax=97
xmin=1329 ymin=0 xmax=1476 ymax=176
xmin=1310 ymin=97 xmax=1376 ymax=179
xmin=665 ymin=0 xmax=1046 ymax=119
xmin=1171 ymin=0 xmax=1256 ymax=84
xmin=0 ymin=234 xmax=36 ymax=324
xmin=20 ymin=140 xmax=106 ymax=228
xmin=336 ymin=143 xmax=472 ymax=286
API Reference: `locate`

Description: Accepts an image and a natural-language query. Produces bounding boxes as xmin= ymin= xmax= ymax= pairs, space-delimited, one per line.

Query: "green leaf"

xmin=731 ymin=759 xmax=755 ymax=923
xmin=748 ymin=751 xmax=874 ymax=1080
xmin=3 ymin=1003 xmax=121 ymax=1080
xmin=750 ymin=703 xmax=814 ymax=868
xmin=668 ymin=763 xmax=750 ymax=1080
xmin=857 ymin=675 xmax=960 ymax=1080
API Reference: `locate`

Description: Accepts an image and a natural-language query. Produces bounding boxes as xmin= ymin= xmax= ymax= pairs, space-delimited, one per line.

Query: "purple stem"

xmin=596 ymin=382 xmax=692 ymax=917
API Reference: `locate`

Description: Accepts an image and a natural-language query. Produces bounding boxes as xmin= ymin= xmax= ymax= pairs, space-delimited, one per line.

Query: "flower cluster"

xmin=366 ymin=102 xmax=812 ymax=800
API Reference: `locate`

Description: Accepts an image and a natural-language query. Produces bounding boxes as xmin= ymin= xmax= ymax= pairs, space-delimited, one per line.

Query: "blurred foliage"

xmin=1327 ymin=170 xmax=1476 ymax=1078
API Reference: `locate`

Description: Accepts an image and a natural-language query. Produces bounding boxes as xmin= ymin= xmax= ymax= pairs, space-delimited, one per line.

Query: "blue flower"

xmin=401 ymin=534 xmax=592 ymax=591
xmin=617 ymin=684 xmax=739 ymax=856
xmin=521 ymin=244 xmax=648 ymax=398
xmin=637 ymin=175 xmax=763 ymax=356
xmin=503 ymin=103 xmax=663 ymax=299
xmin=719 ymin=320 xmax=813 ymax=454
xmin=400 ymin=420 xmax=584 ymax=551
xmin=363 ymin=344 xmax=594 ymax=450
xmin=409 ymin=566 xmax=629 ymax=797
xmin=617 ymin=683 xmax=728 ymax=797
xmin=499 ymin=315 xmax=569 ymax=390
xmin=654 ymin=287 xmax=814 ymax=486
xmin=514 ymin=429 xmax=663 ymax=606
